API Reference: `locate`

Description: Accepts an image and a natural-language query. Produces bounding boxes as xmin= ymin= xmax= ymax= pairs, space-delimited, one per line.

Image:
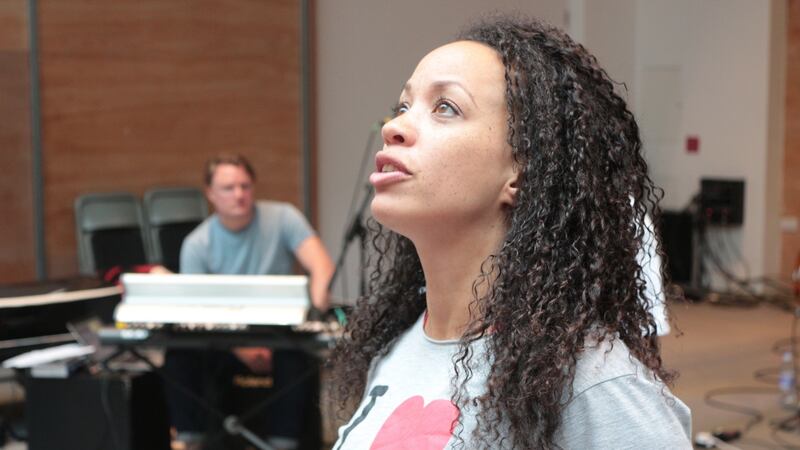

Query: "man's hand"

xmin=148 ymin=265 xmax=172 ymax=274
xmin=232 ymin=347 xmax=273 ymax=374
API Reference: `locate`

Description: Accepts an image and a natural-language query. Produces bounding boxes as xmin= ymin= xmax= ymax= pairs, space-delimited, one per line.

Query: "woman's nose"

xmin=381 ymin=114 xmax=416 ymax=146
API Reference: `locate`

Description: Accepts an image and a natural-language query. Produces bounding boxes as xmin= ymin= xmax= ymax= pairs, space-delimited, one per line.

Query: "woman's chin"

xmin=370 ymin=198 xmax=422 ymax=238
xmin=370 ymin=199 xmax=401 ymax=231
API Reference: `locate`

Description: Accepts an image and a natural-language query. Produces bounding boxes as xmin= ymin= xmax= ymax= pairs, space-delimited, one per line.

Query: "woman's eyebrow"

xmin=431 ymin=80 xmax=477 ymax=106
xmin=401 ymin=80 xmax=478 ymax=107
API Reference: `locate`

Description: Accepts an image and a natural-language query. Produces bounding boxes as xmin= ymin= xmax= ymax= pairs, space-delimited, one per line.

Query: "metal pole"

xmin=27 ymin=0 xmax=46 ymax=280
xmin=300 ymin=0 xmax=312 ymax=219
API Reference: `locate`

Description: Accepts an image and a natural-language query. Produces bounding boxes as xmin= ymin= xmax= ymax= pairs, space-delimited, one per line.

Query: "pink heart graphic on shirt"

xmin=370 ymin=395 xmax=460 ymax=450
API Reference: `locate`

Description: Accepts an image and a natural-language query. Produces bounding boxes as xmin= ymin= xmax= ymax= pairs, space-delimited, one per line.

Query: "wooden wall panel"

xmin=0 ymin=0 xmax=35 ymax=283
xmin=784 ymin=0 xmax=800 ymax=277
xmin=0 ymin=0 xmax=28 ymax=51
xmin=37 ymin=0 xmax=304 ymax=278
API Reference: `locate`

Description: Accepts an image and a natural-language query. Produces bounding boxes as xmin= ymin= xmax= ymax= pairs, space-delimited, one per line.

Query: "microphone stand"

xmin=327 ymin=120 xmax=384 ymax=302
xmin=328 ymin=184 xmax=373 ymax=299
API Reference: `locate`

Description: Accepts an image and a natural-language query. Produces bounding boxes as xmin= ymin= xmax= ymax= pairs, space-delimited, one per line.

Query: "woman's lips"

xmin=370 ymin=153 xmax=412 ymax=188
xmin=369 ymin=170 xmax=412 ymax=188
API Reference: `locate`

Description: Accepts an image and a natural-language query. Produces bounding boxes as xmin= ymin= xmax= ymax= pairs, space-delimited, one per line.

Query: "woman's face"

xmin=370 ymin=40 xmax=517 ymax=238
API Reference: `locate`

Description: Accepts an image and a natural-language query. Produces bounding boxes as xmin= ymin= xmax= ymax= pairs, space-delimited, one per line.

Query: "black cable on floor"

xmin=765 ymin=307 xmax=800 ymax=448
xmin=704 ymin=386 xmax=778 ymax=432
xmin=700 ymin=310 xmax=800 ymax=449
xmin=754 ymin=367 xmax=780 ymax=385
xmin=769 ymin=414 xmax=800 ymax=450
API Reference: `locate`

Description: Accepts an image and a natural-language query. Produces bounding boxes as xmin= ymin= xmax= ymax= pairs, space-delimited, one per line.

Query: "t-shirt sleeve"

xmin=279 ymin=204 xmax=315 ymax=252
xmin=556 ymin=374 xmax=692 ymax=450
xmin=180 ymin=232 xmax=208 ymax=274
xmin=638 ymin=212 xmax=670 ymax=336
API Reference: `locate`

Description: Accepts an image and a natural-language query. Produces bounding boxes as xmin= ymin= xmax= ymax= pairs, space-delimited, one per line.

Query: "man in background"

xmin=164 ymin=154 xmax=334 ymax=450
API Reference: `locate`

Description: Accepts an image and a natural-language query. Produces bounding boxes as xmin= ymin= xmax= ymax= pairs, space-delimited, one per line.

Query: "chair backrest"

xmin=74 ymin=192 xmax=149 ymax=276
xmin=143 ymin=187 xmax=208 ymax=272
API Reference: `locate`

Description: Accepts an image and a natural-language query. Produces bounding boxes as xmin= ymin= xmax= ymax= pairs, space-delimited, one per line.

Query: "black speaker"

xmin=660 ymin=211 xmax=694 ymax=284
xmin=25 ymin=371 xmax=171 ymax=450
xmin=700 ymin=178 xmax=745 ymax=225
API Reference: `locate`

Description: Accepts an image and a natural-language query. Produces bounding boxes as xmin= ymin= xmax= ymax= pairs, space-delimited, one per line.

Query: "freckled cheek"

xmin=431 ymin=161 xmax=479 ymax=206
xmin=415 ymin=164 xmax=452 ymax=204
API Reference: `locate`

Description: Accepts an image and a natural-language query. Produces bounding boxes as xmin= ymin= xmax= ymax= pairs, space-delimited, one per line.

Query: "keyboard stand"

xmin=102 ymin=346 xmax=316 ymax=450
xmin=98 ymin=327 xmax=329 ymax=450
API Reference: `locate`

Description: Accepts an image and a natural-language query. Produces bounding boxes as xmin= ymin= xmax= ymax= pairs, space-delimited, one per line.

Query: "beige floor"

xmin=662 ymin=300 xmax=800 ymax=449
xmin=4 ymin=300 xmax=800 ymax=449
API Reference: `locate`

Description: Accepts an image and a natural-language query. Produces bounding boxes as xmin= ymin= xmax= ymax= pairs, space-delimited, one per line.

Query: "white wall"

xmin=316 ymin=0 xmax=784 ymax=299
xmin=639 ymin=0 xmax=774 ymax=284
xmin=572 ymin=0 xmax=781 ymax=285
xmin=315 ymin=1 xmax=566 ymax=302
xmin=582 ymin=0 xmax=637 ymax=106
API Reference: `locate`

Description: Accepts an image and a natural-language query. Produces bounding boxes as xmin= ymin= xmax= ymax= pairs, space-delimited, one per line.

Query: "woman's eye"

xmin=434 ymin=100 xmax=458 ymax=117
xmin=392 ymin=103 xmax=409 ymax=117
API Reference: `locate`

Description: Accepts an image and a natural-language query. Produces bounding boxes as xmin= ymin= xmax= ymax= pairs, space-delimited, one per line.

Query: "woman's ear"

xmin=501 ymin=168 xmax=520 ymax=207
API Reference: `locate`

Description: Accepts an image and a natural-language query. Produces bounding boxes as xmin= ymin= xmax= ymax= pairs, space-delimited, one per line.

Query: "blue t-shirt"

xmin=180 ymin=201 xmax=313 ymax=275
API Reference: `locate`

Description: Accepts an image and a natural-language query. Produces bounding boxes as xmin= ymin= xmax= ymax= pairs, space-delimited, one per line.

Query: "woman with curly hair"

xmin=330 ymin=16 xmax=691 ymax=449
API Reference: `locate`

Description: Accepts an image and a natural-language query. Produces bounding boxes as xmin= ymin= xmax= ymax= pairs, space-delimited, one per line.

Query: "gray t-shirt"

xmin=180 ymin=201 xmax=313 ymax=275
xmin=334 ymin=314 xmax=691 ymax=449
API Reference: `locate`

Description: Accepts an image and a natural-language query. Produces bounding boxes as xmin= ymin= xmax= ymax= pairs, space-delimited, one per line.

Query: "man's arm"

xmin=294 ymin=235 xmax=335 ymax=311
xmin=180 ymin=231 xmax=208 ymax=274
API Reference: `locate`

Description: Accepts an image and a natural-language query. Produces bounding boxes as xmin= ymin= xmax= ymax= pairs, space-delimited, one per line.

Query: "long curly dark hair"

xmin=330 ymin=15 xmax=673 ymax=449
